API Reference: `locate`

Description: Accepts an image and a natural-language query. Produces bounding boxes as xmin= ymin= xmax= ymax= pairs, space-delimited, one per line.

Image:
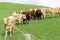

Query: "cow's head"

xmin=3 ymin=18 xmax=9 ymax=25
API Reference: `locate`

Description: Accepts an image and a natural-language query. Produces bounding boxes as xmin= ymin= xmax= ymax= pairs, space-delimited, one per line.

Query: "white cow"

xmin=18 ymin=11 xmax=26 ymax=24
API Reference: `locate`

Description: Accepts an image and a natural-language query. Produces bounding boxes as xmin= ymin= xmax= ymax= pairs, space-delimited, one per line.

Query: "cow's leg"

xmin=43 ymin=13 xmax=46 ymax=19
xmin=42 ymin=15 xmax=44 ymax=20
xmin=39 ymin=13 xmax=42 ymax=20
xmin=42 ymin=15 xmax=45 ymax=20
xmin=25 ymin=19 xmax=28 ymax=24
xmin=5 ymin=29 xmax=8 ymax=39
xmin=26 ymin=20 xmax=28 ymax=24
xmin=37 ymin=16 xmax=39 ymax=20
xmin=23 ymin=19 xmax=26 ymax=24
xmin=59 ymin=13 xmax=60 ymax=16
xmin=52 ymin=13 xmax=54 ymax=18
xmin=40 ymin=14 xmax=44 ymax=20
xmin=38 ymin=14 xmax=41 ymax=20
xmin=19 ymin=20 xmax=23 ymax=25
xmin=11 ymin=27 xmax=14 ymax=34
xmin=50 ymin=12 xmax=54 ymax=18
xmin=25 ymin=19 xmax=29 ymax=24
xmin=58 ymin=12 xmax=60 ymax=17
xmin=34 ymin=15 xmax=36 ymax=20
xmin=10 ymin=28 xmax=12 ymax=36
xmin=32 ymin=15 xmax=36 ymax=20
xmin=40 ymin=15 xmax=42 ymax=20
xmin=25 ymin=15 xmax=30 ymax=24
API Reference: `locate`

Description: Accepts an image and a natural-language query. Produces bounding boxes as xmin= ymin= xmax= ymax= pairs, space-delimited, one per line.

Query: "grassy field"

xmin=0 ymin=2 xmax=60 ymax=40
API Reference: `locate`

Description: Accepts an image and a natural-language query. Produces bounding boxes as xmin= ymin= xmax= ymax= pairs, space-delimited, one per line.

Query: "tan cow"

xmin=20 ymin=11 xmax=30 ymax=24
xmin=40 ymin=8 xmax=46 ymax=19
xmin=44 ymin=8 xmax=60 ymax=18
xmin=3 ymin=16 xmax=16 ymax=38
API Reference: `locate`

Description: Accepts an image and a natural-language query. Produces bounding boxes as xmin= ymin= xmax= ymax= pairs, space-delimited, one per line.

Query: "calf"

xmin=3 ymin=16 xmax=16 ymax=38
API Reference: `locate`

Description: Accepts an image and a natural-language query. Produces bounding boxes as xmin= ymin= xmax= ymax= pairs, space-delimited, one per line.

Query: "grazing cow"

xmin=48 ymin=8 xmax=60 ymax=18
xmin=11 ymin=12 xmax=23 ymax=25
xmin=44 ymin=8 xmax=60 ymax=18
xmin=39 ymin=8 xmax=53 ymax=19
xmin=21 ymin=11 xmax=30 ymax=24
xmin=35 ymin=9 xmax=44 ymax=20
xmin=11 ymin=11 xmax=28 ymax=24
xmin=29 ymin=9 xmax=36 ymax=20
xmin=40 ymin=8 xmax=46 ymax=19
xmin=55 ymin=8 xmax=60 ymax=16
xmin=49 ymin=8 xmax=57 ymax=17
xmin=3 ymin=16 xmax=16 ymax=38
xmin=18 ymin=11 xmax=26 ymax=24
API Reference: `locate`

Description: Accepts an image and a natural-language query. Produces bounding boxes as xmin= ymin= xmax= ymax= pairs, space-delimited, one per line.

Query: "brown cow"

xmin=35 ymin=8 xmax=44 ymax=20
xmin=29 ymin=9 xmax=36 ymax=20
xmin=21 ymin=11 xmax=30 ymax=24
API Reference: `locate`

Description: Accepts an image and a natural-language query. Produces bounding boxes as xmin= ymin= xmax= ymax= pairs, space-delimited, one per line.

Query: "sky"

xmin=0 ymin=0 xmax=60 ymax=8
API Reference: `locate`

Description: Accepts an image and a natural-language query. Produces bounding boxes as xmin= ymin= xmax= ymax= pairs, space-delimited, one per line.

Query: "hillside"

xmin=0 ymin=2 xmax=48 ymax=11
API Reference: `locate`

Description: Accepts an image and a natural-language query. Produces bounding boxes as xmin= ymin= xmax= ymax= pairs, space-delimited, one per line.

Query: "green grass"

xmin=0 ymin=2 xmax=60 ymax=40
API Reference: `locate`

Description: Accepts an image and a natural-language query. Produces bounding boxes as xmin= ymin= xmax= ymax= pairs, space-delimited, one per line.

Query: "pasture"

xmin=0 ymin=2 xmax=60 ymax=40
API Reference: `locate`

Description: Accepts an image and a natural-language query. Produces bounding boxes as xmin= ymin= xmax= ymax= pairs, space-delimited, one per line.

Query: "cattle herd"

xmin=3 ymin=7 xmax=60 ymax=38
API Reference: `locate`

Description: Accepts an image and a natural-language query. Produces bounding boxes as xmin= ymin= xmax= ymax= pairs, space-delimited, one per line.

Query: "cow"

xmin=11 ymin=11 xmax=24 ymax=25
xmin=3 ymin=16 xmax=16 ymax=38
xmin=55 ymin=7 xmax=60 ymax=16
xmin=18 ymin=11 xmax=27 ymax=24
xmin=44 ymin=8 xmax=60 ymax=18
xmin=29 ymin=9 xmax=36 ymax=20
xmin=35 ymin=8 xmax=44 ymax=20
xmin=21 ymin=11 xmax=30 ymax=24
